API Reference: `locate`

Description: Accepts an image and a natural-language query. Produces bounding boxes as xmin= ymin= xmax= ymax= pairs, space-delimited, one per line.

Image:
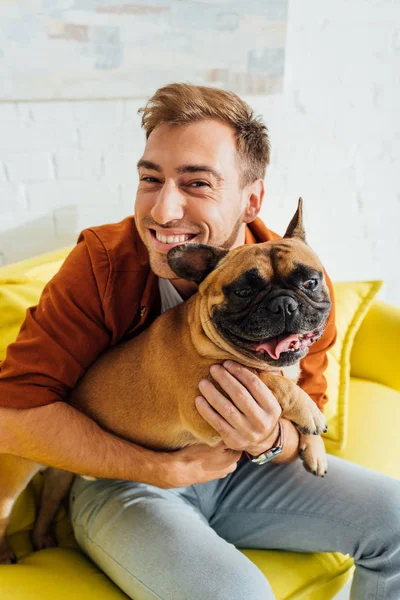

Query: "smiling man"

xmin=1 ymin=83 xmax=400 ymax=598
xmin=135 ymin=118 xmax=262 ymax=297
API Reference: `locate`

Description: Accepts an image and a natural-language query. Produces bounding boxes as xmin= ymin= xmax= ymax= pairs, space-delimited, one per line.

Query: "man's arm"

xmin=0 ymin=235 xmax=112 ymax=409
xmin=0 ymin=235 xmax=172 ymax=483
xmin=0 ymin=234 xmax=243 ymax=488
xmin=0 ymin=401 xmax=243 ymax=489
xmin=0 ymin=236 xmax=166 ymax=482
xmin=0 ymin=401 xmax=166 ymax=484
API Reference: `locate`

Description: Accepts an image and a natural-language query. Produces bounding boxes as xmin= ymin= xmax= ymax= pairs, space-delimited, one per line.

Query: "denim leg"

xmin=208 ymin=453 xmax=400 ymax=600
xmin=69 ymin=475 xmax=276 ymax=600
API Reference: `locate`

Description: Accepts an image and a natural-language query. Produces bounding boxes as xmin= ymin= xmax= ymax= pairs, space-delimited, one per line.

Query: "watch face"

xmin=253 ymin=446 xmax=282 ymax=464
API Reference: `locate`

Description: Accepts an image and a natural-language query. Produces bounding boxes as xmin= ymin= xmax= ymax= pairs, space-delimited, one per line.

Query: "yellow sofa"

xmin=1 ymin=246 xmax=399 ymax=600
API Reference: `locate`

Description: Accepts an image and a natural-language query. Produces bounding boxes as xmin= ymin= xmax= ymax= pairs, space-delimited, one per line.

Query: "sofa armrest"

xmin=350 ymin=300 xmax=400 ymax=392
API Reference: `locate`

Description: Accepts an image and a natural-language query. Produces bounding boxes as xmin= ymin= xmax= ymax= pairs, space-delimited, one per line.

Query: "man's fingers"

xmin=222 ymin=361 xmax=281 ymax=416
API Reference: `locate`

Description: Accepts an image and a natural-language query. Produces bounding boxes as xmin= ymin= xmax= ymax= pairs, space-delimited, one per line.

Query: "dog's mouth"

xmin=226 ymin=325 xmax=324 ymax=361
xmin=253 ymin=328 xmax=323 ymax=359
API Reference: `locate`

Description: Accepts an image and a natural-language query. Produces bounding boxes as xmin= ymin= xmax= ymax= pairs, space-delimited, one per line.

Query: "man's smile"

xmin=148 ymin=228 xmax=200 ymax=253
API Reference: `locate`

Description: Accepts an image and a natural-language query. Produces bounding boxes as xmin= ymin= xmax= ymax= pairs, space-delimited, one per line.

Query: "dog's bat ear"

xmin=167 ymin=243 xmax=229 ymax=284
xmin=283 ymin=197 xmax=306 ymax=242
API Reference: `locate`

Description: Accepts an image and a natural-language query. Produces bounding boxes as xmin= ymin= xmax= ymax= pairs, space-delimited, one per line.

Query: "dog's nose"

xmin=267 ymin=296 xmax=299 ymax=315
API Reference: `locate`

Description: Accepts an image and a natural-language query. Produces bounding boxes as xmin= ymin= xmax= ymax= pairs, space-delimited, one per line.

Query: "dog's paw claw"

xmin=298 ymin=435 xmax=327 ymax=478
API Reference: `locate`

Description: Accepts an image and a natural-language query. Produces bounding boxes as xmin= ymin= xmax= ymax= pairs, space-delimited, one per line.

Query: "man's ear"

xmin=242 ymin=179 xmax=264 ymax=224
xmin=167 ymin=243 xmax=229 ymax=284
xmin=283 ymin=197 xmax=306 ymax=242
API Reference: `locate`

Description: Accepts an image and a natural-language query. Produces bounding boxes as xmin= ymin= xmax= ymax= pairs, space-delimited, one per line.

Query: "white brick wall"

xmin=5 ymin=152 xmax=55 ymax=182
xmin=0 ymin=0 xmax=399 ymax=308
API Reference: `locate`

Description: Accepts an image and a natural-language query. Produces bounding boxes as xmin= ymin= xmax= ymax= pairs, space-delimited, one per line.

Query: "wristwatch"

xmin=244 ymin=420 xmax=284 ymax=465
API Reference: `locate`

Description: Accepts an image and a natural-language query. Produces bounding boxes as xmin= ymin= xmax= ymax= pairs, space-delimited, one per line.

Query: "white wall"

xmin=1 ymin=0 xmax=399 ymax=306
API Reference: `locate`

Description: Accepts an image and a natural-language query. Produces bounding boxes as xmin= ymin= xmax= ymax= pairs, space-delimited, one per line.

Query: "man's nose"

xmin=150 ymin=181 xmax=185 ymax=224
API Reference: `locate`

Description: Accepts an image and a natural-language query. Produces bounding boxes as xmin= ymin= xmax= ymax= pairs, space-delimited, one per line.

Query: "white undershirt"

xmin=158 ymin=276 xmax=185 ymax=315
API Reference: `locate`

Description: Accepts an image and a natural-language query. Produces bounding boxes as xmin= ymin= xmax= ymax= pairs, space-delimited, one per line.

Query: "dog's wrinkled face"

xmin=208 ymin=239 xmax=331 ymax=367
xmin=167 ymin=199 xmax=332 ymax=367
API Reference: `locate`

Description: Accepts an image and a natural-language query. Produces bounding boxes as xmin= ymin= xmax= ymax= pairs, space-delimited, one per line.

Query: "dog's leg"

xmin=31 ymin=468 xmax=75 ymax=551
xmin=257 ymin=373 xmax=328 ymax=477
xmin=257 ymin=373 xmax=328 ymax=435
xmin=298 ymin=433 xmax=328 ymax=477
xmin=0 ymin=455 xmax=44 ymax=564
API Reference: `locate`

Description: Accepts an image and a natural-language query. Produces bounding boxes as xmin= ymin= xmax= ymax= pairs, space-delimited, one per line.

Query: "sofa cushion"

xmin=0 ymin=246 xmax=73 ymax=360
xmin=350 ymin=300 xmax=400 ymax=393
xmin=0 ymin=548 xmax=130 ymax=600
xmin=322 ymin=280 xmax=383 ymax=453
xmin=330 ymin=377 xmax=400 ymax=480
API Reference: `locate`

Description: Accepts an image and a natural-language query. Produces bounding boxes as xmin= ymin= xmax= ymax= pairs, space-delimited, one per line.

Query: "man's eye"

xmin=141 ymin=177 xmax=160 ymax=183
xmin=188 ymin=181 xmax=210 ymax=188
xmin=303 ymin=279 xmax=318 ymax=291
xmin=235 ymin=289 xmax=255 ymax=298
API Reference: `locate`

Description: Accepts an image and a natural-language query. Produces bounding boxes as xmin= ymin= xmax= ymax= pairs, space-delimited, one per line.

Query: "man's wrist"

xmin=244 ymin=421 xmax=282 ymax=458
xmin=269 ymin=418 xmax=300 ymax=463
xmin=140 ymin=450 xmax=176 ymax=488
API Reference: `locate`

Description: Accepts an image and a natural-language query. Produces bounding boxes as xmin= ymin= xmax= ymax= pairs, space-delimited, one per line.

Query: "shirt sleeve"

xmin=0 ymin=231 xmax=112 ymax=409
xmin=297 ymin=268 xmax=337 ymax=411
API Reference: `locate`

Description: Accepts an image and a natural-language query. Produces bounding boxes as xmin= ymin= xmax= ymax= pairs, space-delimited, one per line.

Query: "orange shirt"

xmin=0 ymin=215 xmax=336 ymax=411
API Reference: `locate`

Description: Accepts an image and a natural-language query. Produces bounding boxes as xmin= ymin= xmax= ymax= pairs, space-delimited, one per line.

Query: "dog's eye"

xmin=235 ymin=288 xmax=255 ymax=298
xmin=303 ymin=279 xmax=318 ymax=291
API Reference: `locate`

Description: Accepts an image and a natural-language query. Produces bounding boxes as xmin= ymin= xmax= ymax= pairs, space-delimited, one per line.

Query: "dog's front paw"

xmin=290 ymin=396 xmax=328 ymax=436
xmin=0 ymin=539 xmax=17 ymax=564
xmin=298 ymin=434 xmax=327 ymax=477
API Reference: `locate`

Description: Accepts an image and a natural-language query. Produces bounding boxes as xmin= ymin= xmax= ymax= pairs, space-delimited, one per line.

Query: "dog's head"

xmin=167 ymin=198 xmax=331 ymax=367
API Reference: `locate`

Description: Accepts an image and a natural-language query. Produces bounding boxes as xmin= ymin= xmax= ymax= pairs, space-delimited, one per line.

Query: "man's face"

xmin=134 ymin=118 xmax=261 ymax=280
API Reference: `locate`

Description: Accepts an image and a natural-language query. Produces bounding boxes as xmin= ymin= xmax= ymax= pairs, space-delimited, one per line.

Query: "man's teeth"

xmin=155 ymin=231 xmax=195 ymax=244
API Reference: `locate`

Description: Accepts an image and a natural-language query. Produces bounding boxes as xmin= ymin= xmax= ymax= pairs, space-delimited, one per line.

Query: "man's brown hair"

xmin=138 ymin=83 xmax=270 ymax=188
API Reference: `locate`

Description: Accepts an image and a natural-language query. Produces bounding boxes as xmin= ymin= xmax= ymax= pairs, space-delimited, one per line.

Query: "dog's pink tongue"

xmin=256 ymin=334 xmax=300 ymax=360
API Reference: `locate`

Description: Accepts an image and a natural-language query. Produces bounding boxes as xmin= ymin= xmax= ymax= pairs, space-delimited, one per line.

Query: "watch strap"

xmin=244 ymin=420 xmax=284 ymax=465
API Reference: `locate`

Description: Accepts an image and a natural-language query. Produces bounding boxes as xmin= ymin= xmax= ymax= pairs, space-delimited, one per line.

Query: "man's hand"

xmin=161 ymin=442 xmax=242 ymax=489
xmin=195 ymin=360 xmax=282 ymax=457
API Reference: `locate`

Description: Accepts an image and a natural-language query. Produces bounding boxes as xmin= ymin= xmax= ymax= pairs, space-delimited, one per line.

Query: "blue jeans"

xmin=69 ymin=453 xmax=400 ymax=600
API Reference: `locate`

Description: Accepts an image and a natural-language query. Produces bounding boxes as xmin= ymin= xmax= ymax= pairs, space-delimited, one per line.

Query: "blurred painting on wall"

xmin=0 ymin=0 xmax=288 ymax=100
